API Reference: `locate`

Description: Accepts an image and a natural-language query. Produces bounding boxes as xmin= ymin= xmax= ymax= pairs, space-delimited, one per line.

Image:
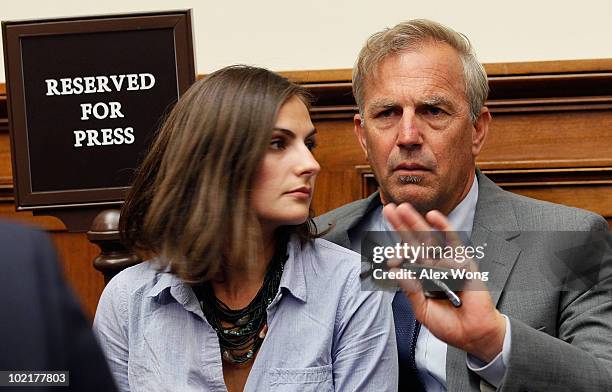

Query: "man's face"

xmin=354 ymin=43 xmax=490 ymax=215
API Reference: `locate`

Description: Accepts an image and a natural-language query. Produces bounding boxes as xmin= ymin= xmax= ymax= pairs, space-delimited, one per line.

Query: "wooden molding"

xmin=482 ymin=58 xmax=612 ymax=76
xmin=278 ymin=58 xmax=612 ymax=82
xmin=355 ymin=165 xmax=377 ymax=198
xmin=0 ymin=86 xmax=7 ymax=133
xmin=356 ymin=165 xmax=612 ymax=188
xmin=279 ymin=69 xmax=352 ymax=83
xmin=2 ymin=57 xmax=612 ymax=198
xmin=302 ymin=71 xmax=612 ymax=119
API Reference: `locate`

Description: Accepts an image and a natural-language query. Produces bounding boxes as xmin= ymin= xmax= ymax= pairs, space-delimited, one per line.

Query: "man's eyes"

xmin=367 ymin=105 xmax=450 ymax=128
xmin=422 ymin=105 xmax=446 ymax=116
xmin=372 ymin=106 xmax=446 ymax=118
xmin=374 ymin=108 xmax=398 ymax=118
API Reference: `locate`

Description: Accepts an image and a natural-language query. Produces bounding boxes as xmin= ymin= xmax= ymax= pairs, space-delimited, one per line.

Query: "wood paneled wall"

xmin=1 ymin=59 xmax=611 ymax=317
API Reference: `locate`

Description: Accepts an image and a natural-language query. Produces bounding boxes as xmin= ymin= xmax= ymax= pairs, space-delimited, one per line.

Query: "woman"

xmin=93 ymin=65 xmax=397 ymax=392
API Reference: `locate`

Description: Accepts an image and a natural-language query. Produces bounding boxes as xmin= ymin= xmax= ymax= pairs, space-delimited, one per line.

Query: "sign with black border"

xmin=2 ymin=10 xmax=195 ymax=210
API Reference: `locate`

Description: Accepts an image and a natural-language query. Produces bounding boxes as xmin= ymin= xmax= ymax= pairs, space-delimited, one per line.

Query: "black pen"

xmin=426 ymin=277 xmax=462 ymax=308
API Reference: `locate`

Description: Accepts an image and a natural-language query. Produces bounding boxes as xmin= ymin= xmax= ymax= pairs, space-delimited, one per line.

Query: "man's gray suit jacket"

xmin=315 ymin=171 xmax=612 ymax=391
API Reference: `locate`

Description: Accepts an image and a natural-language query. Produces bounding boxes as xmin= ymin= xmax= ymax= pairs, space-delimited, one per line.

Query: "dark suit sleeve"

xmin=43 ymin=236 xmax=118 ymax=392
xmin=0 ymin=223 xmax=117 ymax=391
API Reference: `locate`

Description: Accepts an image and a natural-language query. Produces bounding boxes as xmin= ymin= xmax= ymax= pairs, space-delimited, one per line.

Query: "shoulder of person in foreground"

xmin=294 ymin=237 xmax=398 ymax=391
xmin=0 ymin=220 xmax=118 ymax=392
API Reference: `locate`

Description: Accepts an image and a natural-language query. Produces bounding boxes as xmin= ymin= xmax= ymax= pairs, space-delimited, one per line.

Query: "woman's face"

xmin=251 ymin=95 xmax=320 ymax=233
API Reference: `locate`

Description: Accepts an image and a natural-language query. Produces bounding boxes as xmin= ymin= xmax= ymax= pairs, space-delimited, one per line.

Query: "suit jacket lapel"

xmin=446 ymin=171 xmax=522 ymax=391
xmin=330 ymin=191 xmax=382 ymax=249
xmin=471 ymin=226 xmax=521 ymax=305
xmin=470 ymin=172 xmax=522 ymax=305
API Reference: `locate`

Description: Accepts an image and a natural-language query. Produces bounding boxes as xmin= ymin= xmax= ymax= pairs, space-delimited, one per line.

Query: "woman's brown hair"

xmin=120 ymin=65 xmax=315 ymax=283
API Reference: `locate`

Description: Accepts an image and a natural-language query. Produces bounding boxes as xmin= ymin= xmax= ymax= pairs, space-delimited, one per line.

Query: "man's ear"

xmin=472 ymin=107 xmax=491 ymax=157
xmin=353 ymin=113 xmax=369 ymax=160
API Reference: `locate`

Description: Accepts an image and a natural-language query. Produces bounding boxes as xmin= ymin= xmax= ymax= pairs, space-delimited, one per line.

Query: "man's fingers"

xmin=425 ymin=209 xmax=451 ymax=230
xmin=383 ymin=203 xmax=420 ymax=246
xmin=387 ymin=257 xmax=402 ymax=269
xmin=393 ymin=267 xmax=423 ymax=295
xmin=383 ymin=203 xmax=405 ymax=230
xmin=426 ymin=210 xmax=463 ymax=247
xmin=425 ymin=210 xmax=476 ymax=274
xmin=383 ymin=203 xmax=434 ymax=253
xmin=395 ymin=203 xmax=431 ymax=232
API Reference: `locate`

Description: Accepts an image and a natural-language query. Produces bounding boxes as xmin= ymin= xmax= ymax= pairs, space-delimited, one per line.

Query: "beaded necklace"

xmin=195 ymin=241 xmax=287 ymax=364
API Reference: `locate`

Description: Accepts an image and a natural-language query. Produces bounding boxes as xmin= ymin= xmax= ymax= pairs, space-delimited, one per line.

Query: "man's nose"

xmin=396 ymin=111 xmax=423 ymax=147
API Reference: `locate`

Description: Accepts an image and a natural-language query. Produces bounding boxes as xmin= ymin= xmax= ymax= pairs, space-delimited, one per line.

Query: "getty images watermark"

xmin=371 ymin=240 xmax=488 ymax=283
xmin=359 ymin=230 xmax=612 ymax=293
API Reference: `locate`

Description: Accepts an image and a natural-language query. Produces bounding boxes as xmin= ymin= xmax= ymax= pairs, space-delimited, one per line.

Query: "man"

xmin=317 ymin=19 xmax=612 ymax=391
xmin=0 ymin=220 xmax=117 ymax=391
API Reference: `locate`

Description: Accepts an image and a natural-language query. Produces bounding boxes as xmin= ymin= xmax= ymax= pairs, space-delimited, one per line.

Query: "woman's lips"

xmin=284 ymin=187 xmax=312 ymax=199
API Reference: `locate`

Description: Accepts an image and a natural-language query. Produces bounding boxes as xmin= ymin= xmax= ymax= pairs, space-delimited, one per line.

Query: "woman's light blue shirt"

xmin=93 ymin=237 xmax=398 ymax=391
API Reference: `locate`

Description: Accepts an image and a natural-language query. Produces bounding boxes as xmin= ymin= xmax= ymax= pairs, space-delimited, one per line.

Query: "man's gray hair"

xmin=353 ymin=19 xmax=488 ymax=122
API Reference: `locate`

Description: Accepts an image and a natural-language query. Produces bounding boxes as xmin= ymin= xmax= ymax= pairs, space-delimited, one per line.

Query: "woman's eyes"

xmin=305 ymin=138 xmax=317 ymax=151
xmin=270 ymin=138 xmax=286 ymax=150
xmin=269 ymin=137 xmax=317 ymax=151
